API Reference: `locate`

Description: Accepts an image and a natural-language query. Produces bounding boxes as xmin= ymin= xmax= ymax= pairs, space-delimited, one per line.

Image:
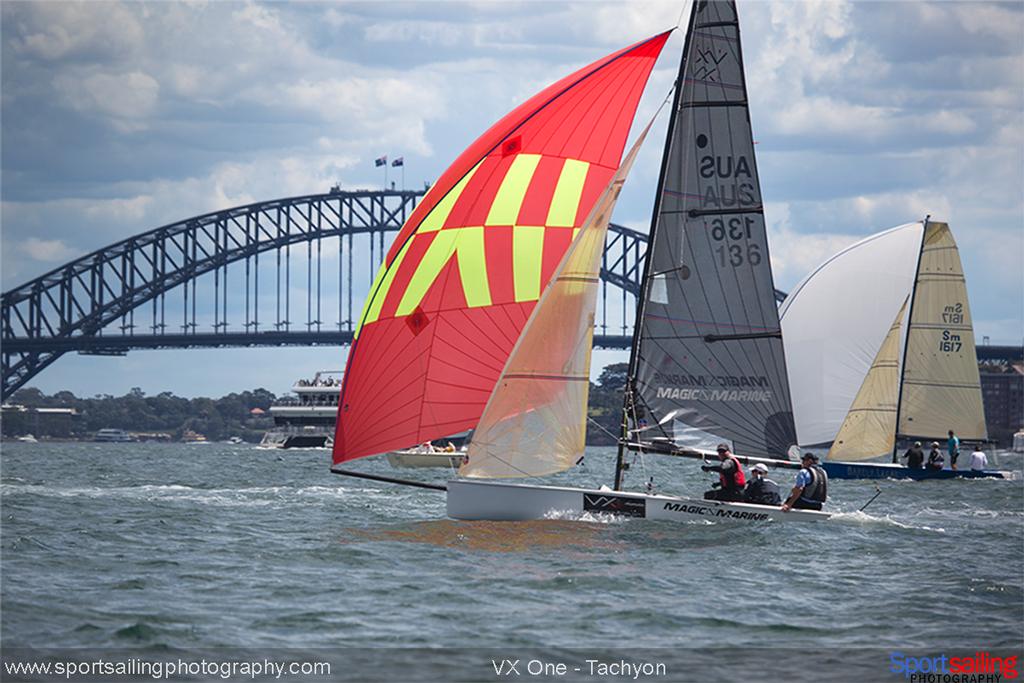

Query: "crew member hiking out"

xmin=782 ymin=453 xmax=828 ymax=512
xmin=702 ymin=444 xmax=746 ymax=502
xmin=743 ymin=463 xmax=782 ymax=506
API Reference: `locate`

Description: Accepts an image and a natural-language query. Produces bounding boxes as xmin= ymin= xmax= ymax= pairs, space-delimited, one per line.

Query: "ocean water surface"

xmin=2 ymin=442 xmax=1022 ymax=680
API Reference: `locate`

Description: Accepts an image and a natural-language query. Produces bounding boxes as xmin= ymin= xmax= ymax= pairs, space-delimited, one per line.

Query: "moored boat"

xmin=94 ymin=428 xmax=133 ymax=443
xmin=386 ymin=448 xmax=465 ymax=469
xmin=261 ymin=371 xmax=340 ymax=449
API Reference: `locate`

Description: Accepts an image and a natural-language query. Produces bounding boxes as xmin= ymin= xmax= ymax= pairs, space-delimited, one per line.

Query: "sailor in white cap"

xmin=742 ymin=462 xmax=782 ymax=506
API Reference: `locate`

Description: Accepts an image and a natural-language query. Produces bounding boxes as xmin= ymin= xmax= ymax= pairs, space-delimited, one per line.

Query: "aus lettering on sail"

xmin=698 ymin=151 xmax=758 ymax=209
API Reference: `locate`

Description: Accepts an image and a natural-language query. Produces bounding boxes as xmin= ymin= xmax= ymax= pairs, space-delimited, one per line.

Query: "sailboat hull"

xmin=822 ymin=461 xmax=1013 ymax=480
xmin=447 ymin=480 xmax=830 ymax=523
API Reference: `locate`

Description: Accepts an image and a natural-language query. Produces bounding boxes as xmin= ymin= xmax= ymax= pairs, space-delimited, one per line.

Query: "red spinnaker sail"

xmin=334 ymin=32 xmax=670 ymax=463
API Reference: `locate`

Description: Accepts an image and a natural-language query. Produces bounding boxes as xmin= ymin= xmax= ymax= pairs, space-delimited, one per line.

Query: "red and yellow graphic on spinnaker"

xmin=334 ymin=32 xmax=670 ymax=462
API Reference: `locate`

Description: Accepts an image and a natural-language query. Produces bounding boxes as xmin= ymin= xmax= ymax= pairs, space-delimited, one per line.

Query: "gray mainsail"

xmin=623 ymin=0 xmax=796 ymax=462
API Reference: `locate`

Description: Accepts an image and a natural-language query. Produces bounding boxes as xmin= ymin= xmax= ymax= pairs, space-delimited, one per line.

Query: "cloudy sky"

xmin=2 ymin=0 xmax=1022 ymax=398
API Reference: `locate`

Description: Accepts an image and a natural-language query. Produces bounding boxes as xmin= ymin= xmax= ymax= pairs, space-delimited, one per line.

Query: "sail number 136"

xmin=710 ymin=217 xmax=761 ymax=267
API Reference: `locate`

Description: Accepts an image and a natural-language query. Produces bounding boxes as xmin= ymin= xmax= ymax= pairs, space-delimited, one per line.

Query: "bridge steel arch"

xmin=1 ymin=189 xmax=652 ymax=399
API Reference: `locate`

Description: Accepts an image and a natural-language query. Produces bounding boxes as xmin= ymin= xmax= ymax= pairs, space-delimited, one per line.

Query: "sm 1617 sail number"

xmin=710 ymin=216 xmax=761 ymax=267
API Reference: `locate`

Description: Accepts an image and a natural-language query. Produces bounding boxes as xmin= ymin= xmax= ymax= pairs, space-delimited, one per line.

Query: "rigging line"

xmin=616 ymin=12 xmax=698 ymax=490
xmin=675 ymin=2 xmax=688 ymax=30
xmin=466 ymin=430 xmax=572 ymax=481
xmin=588 ymin=415 xmax=619 ymax=442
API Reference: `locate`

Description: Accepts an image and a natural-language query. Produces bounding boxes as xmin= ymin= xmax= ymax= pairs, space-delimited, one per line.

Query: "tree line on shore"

xmin=2 ymin=363 xmax=630 ymax=445
xmin=4 ymin=386 xmax=276 ymax=442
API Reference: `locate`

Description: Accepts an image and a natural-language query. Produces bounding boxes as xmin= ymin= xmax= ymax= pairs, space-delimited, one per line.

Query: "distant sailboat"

xmin=782 ymin=219 xmax=1010 ymax=480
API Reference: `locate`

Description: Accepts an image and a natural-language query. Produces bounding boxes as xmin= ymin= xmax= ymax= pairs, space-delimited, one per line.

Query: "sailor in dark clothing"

xmin=743 ymin=463 xmax=782 ymax=506
xmin=927 ymin=441 xmax=945 ymax=470
xmin=903 ymin=441 xmax=925 ymax=469
xmin=782 ymin=452 xmax=828 ymax=512
xmin=701 ymin=443 xmax=746 ymax=502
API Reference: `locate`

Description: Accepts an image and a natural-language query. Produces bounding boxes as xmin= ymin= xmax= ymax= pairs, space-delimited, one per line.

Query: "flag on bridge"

xmin=374 ymin=156 xmax=387 ymax=167
xmin=391 ymin=157 xmax=404 ymax=167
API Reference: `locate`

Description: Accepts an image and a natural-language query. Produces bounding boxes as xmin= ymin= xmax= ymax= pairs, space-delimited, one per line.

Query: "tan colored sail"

xmin=827 ymin=298 xmax=907 ymax=461
xmin=459 ymin=123 xmax=652 ymax=479
xmin=897 ymin=221 xmax=987 ymax=440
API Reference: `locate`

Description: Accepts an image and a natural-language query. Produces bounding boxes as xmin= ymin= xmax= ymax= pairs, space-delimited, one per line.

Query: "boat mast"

xmin=614 ymin=8 xmax=695 ymax=491
xmin=891 ymin=215 xmax=929 ymax=459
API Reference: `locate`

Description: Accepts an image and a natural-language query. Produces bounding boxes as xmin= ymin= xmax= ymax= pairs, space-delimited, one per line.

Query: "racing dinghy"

xmin=334 ymin=1 xmax=831 ymax=523
xmin=450 ymin=0 xmax=828 ymax=523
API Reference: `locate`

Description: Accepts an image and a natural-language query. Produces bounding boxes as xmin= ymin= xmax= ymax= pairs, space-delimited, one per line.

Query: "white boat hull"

xmin=447 ymin=480 xmax=831 ymax=524
xmin=387 ymin=451 xmax=465 ymax=469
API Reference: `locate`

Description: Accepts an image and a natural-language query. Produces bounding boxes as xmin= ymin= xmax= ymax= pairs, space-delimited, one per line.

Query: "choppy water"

xmin=2 ymin=442 xmax=1022 ymax=680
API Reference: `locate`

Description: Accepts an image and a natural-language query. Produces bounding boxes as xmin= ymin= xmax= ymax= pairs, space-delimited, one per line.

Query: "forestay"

xmin=628 ymin=0 xmax=795 ymax=458
xmin=460 ymin=119 xmax=654 ymax=478
xmin=827 ymin=297 xmax=907 ymax=462
xmin=896 ymin=221 xmax=986 ymax=441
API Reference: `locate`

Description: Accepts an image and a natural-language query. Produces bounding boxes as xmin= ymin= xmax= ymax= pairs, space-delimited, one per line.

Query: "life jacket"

xmin=800 ymin=465 xmax=827 ymax=503
xmin=745 ymin=478 xmax=781 ymax=506
xmin=720 ymin=455 xmax=746 ymax=491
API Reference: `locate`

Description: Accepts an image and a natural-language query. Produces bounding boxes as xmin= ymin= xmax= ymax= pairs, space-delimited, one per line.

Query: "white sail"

xmin=896 ymin=221 xmax=987 ymax=440
xmin=779 ymin=222 xmax=924 ymax=447
xmin=459 ymin=121 xmax=653 ymax=479
xmin=827 ymin=297 xmax=908 ymax=462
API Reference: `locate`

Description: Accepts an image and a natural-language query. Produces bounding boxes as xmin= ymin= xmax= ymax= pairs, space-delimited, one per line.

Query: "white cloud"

xmin=274 ymin=76 xmax=445 ymax=154
xmin=54 ymin=70 xmax=160 ymax=131
xmin=82 ymin=195 xmax=153 ymax=224
xmin=765 ymin=202 xmax=860 ymax=286
xmin=19 ymin=238 xmax=76 ymax=263
xmin=8 ymin=2 xmax=144 ymax=62
xmin=364 ymin=19 xmax=521 ymax=47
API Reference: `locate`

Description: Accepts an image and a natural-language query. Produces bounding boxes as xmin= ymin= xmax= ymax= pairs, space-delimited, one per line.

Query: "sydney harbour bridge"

xmin=4 ymin=188 xmax=1016 ymax=401
xmin=1 ymin=189 xmax=658 ymax=399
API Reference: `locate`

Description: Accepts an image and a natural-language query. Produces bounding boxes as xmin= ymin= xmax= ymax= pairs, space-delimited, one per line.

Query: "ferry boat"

xmin=260 ymin=371 xmax=341 ymax=449
xmin=94 ymin=428 xmax=133 ymax=443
